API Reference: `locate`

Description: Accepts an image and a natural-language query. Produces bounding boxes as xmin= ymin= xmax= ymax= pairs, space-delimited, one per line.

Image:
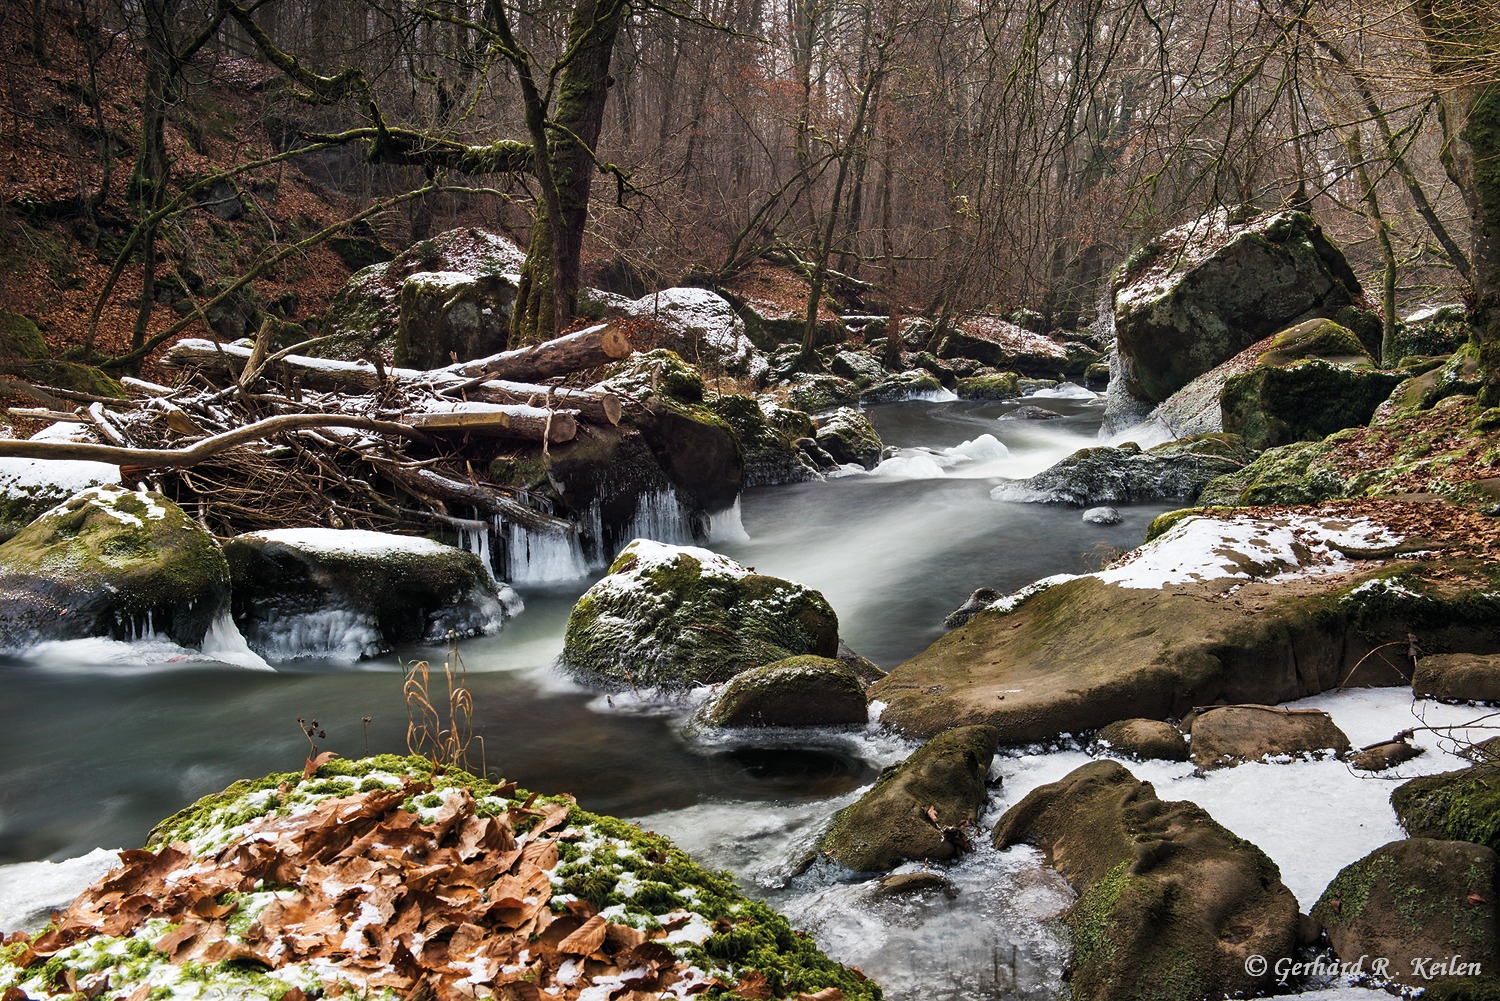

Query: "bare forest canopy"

xmin=0 ymin=0 xmax=1496 ymax=379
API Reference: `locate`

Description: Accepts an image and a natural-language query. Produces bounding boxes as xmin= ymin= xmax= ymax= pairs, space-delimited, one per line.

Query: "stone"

xmin=562 ymin=540 xmax=839 ymax=689
xmin=1187 ymin=705 xmax=1351 ymax=769
xmin=955 ymin=372 xmax=1021 ymax=399
xmin=0 ymin=422 xmax=120 ymax=542
xmin=1093 ymin=718 xmax=1189 ymax=761
xmin=1416 ymin=653 xmax=1500 ymax=703
xmin=936 ymin=316 xmax=1071 ymax=375
xmin=1310 ymin=838 xmax=1500 ymax=988
xmin=225 ymin=529 xmax=509 ymax=662
xmin=612 ymin=287 xmax=768 ymax=381
xmin=706 ymin=393 xmax=818 ymax=487
xmin=818 ymin=725 xmax=999 ymax=872
xmin=1350 ymin=739 xmax=1426 ymax=771
xmin=1107 ymin=209 xmax=1372 ymax=433
xmin=1003 ymin=404 xmax=1063 ymax=420
xmin=0 ymin=487 xmax=229 ymax=649
xmin=1221 ymin=358 xmax=1405 ymax=451
xmin=990 ymin=434 xmax=1254 ymax=506
xmin=720 ymin=262 xmax=846 ymax=350
xmin=1393 ymin=763 xmax=1500 ymax=852
xmin=992 ymin=760 xmax=1299 ymax=1001
xmin=786 ymin=374 xmax=860 ymax=413
xmin=815 ymin=407 xmax=883 ymax=468
xmin=1082 ymin=506 xmax=1122 ymax=525
xmin=860 ymin=370 xmax=946 ymax=403
xmin=942 ymin=587 xmax=1001 ymax=629
xmin=394 ymin=270 xmax=515 ymax=368
xmin=830 ymin=349 xmax=887 ymax=387
xmin=698 ymin=655 xmax=867 ymax=728
xmin=871 ymin=871 xmax=956 ymax=899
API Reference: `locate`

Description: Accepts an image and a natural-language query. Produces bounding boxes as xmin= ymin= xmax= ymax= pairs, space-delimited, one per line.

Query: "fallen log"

xmin=444 ymin=323 xmax=632 ymax=381
xmin=438 ymin=378 xmax=623 ymax=426
xmin=406 ymin=403 xmax=579 ymax=442
xmin=0 ymin=413 xmax=435 ymax=469
xmin=368 ymin=460 xmax=574 ymax=534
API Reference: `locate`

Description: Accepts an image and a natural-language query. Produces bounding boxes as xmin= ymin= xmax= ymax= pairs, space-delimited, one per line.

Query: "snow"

xmin=955 ymin=316 xmax=1067 ymax=359
xmin=248 ymin=527 xmax=461 ymax=559
xmin=0 ymin=847 xmax=121 ymax=932
xmin=869 ymin=453 xmax=946 ymax=479
xmin=0 ymin=422 xmax=119 ymax=498
xmin=614 ymin=539 xmax=753 ymax=582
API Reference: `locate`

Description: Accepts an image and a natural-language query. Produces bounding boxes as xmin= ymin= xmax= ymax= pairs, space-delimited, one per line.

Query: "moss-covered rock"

xmin=1221 ymin=358 xmax=1404 ymax=451
xmin=861 ymin=370 xmax=945 ymax=403
xmin=706 ymin=393 xmax=819 ymax=487
xmin=1187 ymin=704 xmax=1350 ymax=769
xmin=830 ymin=349 xmax=887 ymax=387
xmin=225 ymin=528 xmax=509 ymax=662
xmin=814 ymin=406 xmax=883 ymax=468
xmin=1416 ymin=653 xmax=1500 ymax=703
xmin=1196 ymin=437 xmax=1353 ymax=507
xmin=1093 ymin=718 xmax=1189 ymax=761
xmin=1393 ymin=763 xmax=1500 ymax=852
xmin=994 ymin=760 xmax=1298 ymax=1001
xmin=786 ymin=373 xmax=860 ymax=413
xmin=992 ymin=434 xmax=1254 ymax=506
xmin=818 ymin=725 xmax=999 ymax=872
xmin=0 ymin=423 xmax=122 ymax=542
xmin=937 ymin=316 xmax=1071 ymax=375
xmin=562 ymin=540 xmax=839 ymax=689
xmin=0 ymin=310 xmax=47 ymax=360
xmin=956 ymin=372 xmax=1022 ymax=399
xmin=698 ymin=655 xmax=867 ymax=728
xmin=0 ymin=486 xmax=229 ymax=648
xmin=393 ymin=269 xmax=516 ymax=368
xmin=1310 ymin=838 xmax=1500 ymax=987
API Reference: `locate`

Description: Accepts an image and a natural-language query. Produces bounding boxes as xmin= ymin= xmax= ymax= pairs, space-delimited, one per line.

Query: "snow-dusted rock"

xmin=617 ymin=287 xmax=769 ymax=381
xmin=0 ymin=422 xmax=120 ymax=540
xmin=990 ymin=434 xmax=1253 ymax=507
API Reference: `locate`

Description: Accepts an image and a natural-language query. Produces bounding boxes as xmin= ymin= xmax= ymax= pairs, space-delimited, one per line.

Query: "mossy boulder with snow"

xmin=393 ymin=269 xmax=517 ymax=368
xmin=705 ymin=393 xmax=819 ymax=487
xmin=1392 ymin=763 xmax=1500 ymax=852
xmin=936 ymin=316 xmax=1071 ymax=375
xmin=0 ymin=486 xmax=229 ymax=649
xmin=0 ymin=423 xmax=121 ymax=542
xmin=609 ymin=287 xmax=769 ymax=381
xmin=830 ymin=348 xmax=887 ymax=387
xmin=563 ymin=541 xmax=839 ymax=689
xmin=990 ymin=434 xmax=1253 ymax=507
xmin=699 ymin=655 xmax=867 ymax=728
xmin=956 ymin=372 xmax=1022 ymax=400
xmin=1107 ymin=209 xmax=1372 ymax=432
xmin=819 ymin=725 xmax=999 ymax=872
xmin=224 ymin=529 xmax=509 ymax=663
xmin=993 ymin=759 xmax=1299 ymax=1001
xmin=1310 ymin=838 xmax=1500 ymax=986
xmin=0 ymin=755 xmax=879 ymax=1001
xmin=786 ymin=373 xmax=860 ymax=413
xmin=861 ymin=370 xmax=946 ymax=404
xmin=815 ymin=407 xmax=883 ymax=468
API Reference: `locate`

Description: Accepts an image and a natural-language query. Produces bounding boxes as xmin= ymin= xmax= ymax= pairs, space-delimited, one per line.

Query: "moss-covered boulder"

xmin=1187 ymin=705 xmax=1350 ymax=769
xmin=993 ymin=760 xmax=1299 ymax=1001
xmin=956 ymin=371 xmax=1022 ymax=399
xmin=0 ymin=486 xmax=229 ymax=649
xmin=393 ymin=269 xmax=516 ymax=368
xmin=1106 ymin=208 xmax=1372 ymax=433
xmin=225 ymin=528 xmax=509 ymax=663
xmin=0 ymin=755 xmax=878 ymax=1001
xmin=706 ymin=393 xmax=819 ymax=487
xmin=0 ymin=423 xmax=121 ymax=542
xmin=1094 ymin=718 xmax=1189 ymax=761
xmin=1196 ymin=437 xmax=1351 ymax=507
xmin=861 ymin=370 xmax=946 ymax=403
xmin=1416 ymin=653 xmax=1500 ymax=703
xmin=818 ymin=725 xmax=999 ymax=872
xmin=563 ymin=540 xmax=839 ymax=689
xmin=1221 ymin=357 xmax=1405 ymax=451
xmin=786 ymin=373 xmax=860 ymax=413
xmin=990 ymin=434 xmax=1253 ymax=506
xmin=698 ymin=655 xmax=867 ymax=728
xmin=831 ymin=349 xmax=887 ymax=387
xmin=815 ymin=406 xmax=883 ymax=468
xmin=1393 ymin=763 xmax=1500 ymax=852
xmin=1310 ymin=838 xmax=1500 ymax=986
xmin=0 ymin=310 xmax=124 ymax=398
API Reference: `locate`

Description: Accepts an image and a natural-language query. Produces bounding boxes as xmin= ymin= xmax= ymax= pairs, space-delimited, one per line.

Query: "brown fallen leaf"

xmin=796 ymin=990 xmax=845 ymax=1001
xmin=556 ymin=914 xmax=608 ymax=956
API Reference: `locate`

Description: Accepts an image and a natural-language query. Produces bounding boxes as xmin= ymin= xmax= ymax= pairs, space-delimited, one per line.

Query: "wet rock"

xmin=1187 ymin=705 xmax=1351 ymax=769
xmin=1393 ymin=763 xmax=1500 ymax=852
xmin=226 ymin=529 xmax=508 ymax=661
xmin=943 ymin=587 xmax=1001 ymax=629
xmin=1415 ymin=653 xmax=1500 ymax=703
xmin=1003 ymin=404 xmax=1063 ymax=420
xmin=836 ymin=640 xmax=886 ymax=686
xmin=0 ymin=487 xmax=230 ymax=649
xmin=1350 ymin=739 xmax=1425 ymax=771
xmin=818 ymin=725 xmax=999 ymax=872
xmin=990 ymin=434 xmax=1253 ymax=507
xmin=861 ymin=370 xmax=946 ymax=403
xmin=698 ymin=655 xmax=867 ymax=728
xmin=993 ymin=760 xmax=1299 ymax=1001
xmin=787 ymin=374 xmax=861 ymax=413
xmin=871 ymin=871 xmax=956 ymax=899
xmin=1082 ymin=506 xmax=1122 ymax=525
xmin=563 ymin=540 xmax=839 ymax=690
xmin=706 ymin=393 xmax=819 ymax=487
xmin=394 ymin=270 xmax=515 ymax=369
xmin=815 ymin=407 xmax=883 ymax=468
xmin=1310 ymin=838 xmax=1500 ymax=987
xmin=1093 ymin=719 xmax=1188 ymax=761
xmin=1106 ymin=209 xmax=1372 ymax=433
xmin=955 ymin=372 xmax=1021 ymax=399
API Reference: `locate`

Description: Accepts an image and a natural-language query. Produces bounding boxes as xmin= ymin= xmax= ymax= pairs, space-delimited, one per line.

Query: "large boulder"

xmin=815 ymin=407 xmax=883 ymax=468
xmin=870 ymin=506 xmax=1500 ymax=739
xmin=989 ymin=434 xmax=1253 ymax=506
xmin=562 ymin=540 xmax=839 ymax=689
xmin=1094 ymin=719 xmax=1189 ymax=761
xmin=1221 ymin=358 xmax=1405 ymax=451
xmin=1392 ymin=763 xmax=1500 ymax=853
xmin=0 ymin=486 xmax=229 ymax=649
xmin=1310 ymin=839 xmax=1500 ymax=987
xmin=0 ymin=422 xmax=120 ymax=542
xmin=609 ymin=287 xmax=769 ymax=381
xmin=786 ymin=373 xmax=860 ymax=413
xmin=225 ymin=529 xmax=510 ymax=663
xmin=1187 ymin=705 xmax=1351 ymax=770
xmin=993 ymin=760 xmax=1299 ymax=1001
xmin=697 ymin=655 xmax=867 ymax=728
xmin=818 ymin=725 xmax=999 ymax=871
xmin=1107 ymin=209 xmax=1372 ymax=432
xmin=936 ymin=315 xmax=1090 ymax=376
xmin=1415 ymin=653 xmax=1500 ymax=702
xmin=705 ymin=394 xmax=820 ymax=487
xmin=394 ymin=270 xmax=516 ymax=369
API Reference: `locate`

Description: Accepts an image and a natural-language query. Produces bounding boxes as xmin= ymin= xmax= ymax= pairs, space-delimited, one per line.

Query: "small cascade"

xmin=620 ymin=488 xmax=698 ymax=548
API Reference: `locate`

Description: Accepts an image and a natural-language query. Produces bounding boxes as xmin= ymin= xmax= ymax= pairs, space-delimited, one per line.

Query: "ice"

xmin=869 ymin=453 xmax=947 ymax=479
xmin=198 ymin=611 xmax=273 ymax=670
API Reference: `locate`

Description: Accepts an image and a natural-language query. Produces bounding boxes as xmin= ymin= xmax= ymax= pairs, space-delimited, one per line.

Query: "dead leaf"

xmin=734 ymin=970 xmax=774 ymax=1000
xmin=303 ymin=750 xmax=341 ymax=781
xmin=796 ymin=990 xmax=844 ymax=1001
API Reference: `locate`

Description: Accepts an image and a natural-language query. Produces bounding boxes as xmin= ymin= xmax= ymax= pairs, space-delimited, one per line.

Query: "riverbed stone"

xmin=992 ymin=759 xmax=1299 ymax=1001
xmin=1106 ymin=209 xmax=1372 ymax=433
xmin=699 ymin=655 xmax=867 ymax=728
xmin=1082 ymin=506 xmax=1122 ymax=525
xmin=1416 ymin=653 xmax=1500 ymax=703
xmin=0 ymin=486 xmax=229 ymax=649
xmin=989 ymin=434 xmax=1254 ymax=506
xmin=225 ymin=528 xmax=508 ymax=661
xmin=861 ymin=370 xmax=945 ymax=403
xmin=830 ymin=349 xmax=887 ymax=387
xmin=818 ymin=725 xmax=999 ymax=872
xmin=871 ymin=507 xmax=1500 ymax=740
xmin=786 ymin=374 xmax=860 ymax=413
xmin=1187 ymin=705 xmax=1351 ymax=769
xmin=1392 ymin=763 xmax=1500 ymax=852
xmin=956 ymin=372 xmax=1022 ymax=399
xmin=1351 ymin=739 xmax=1426 ymax=771
xmin=706 ymin=393 xmax=818 ymax=487
xmin=815 ymin=406 xmax=883 ymax=468
xmin=1094 ymin=719 xmax=1189 ymax=761
xmin=936 ymin=316 xmax=1072 ymax=375
xmin=1310 ymin=838 xmax=1500 ymax=987
xmin=563 ymin=540 xmax=839 ymax=689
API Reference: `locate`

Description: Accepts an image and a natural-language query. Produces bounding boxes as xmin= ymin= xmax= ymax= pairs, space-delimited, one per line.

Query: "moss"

xmin=1393 ymin=764 xmax=1500 ymax=851
xmin=11 ymin=359 xmax=125 ymax=397
xmin=956 ymin=372 xmax=1021 ymax=399
xmin=0 ymin=310 xmax=47 ymax=360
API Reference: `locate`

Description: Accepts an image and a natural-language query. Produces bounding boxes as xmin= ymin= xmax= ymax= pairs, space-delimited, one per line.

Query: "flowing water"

xmin=0 ymin=394 xmax=1184 ymax=999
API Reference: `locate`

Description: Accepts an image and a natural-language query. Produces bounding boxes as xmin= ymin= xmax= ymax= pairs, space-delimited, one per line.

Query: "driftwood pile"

xmin=0 ymin=324 xmax=634 ymax=541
